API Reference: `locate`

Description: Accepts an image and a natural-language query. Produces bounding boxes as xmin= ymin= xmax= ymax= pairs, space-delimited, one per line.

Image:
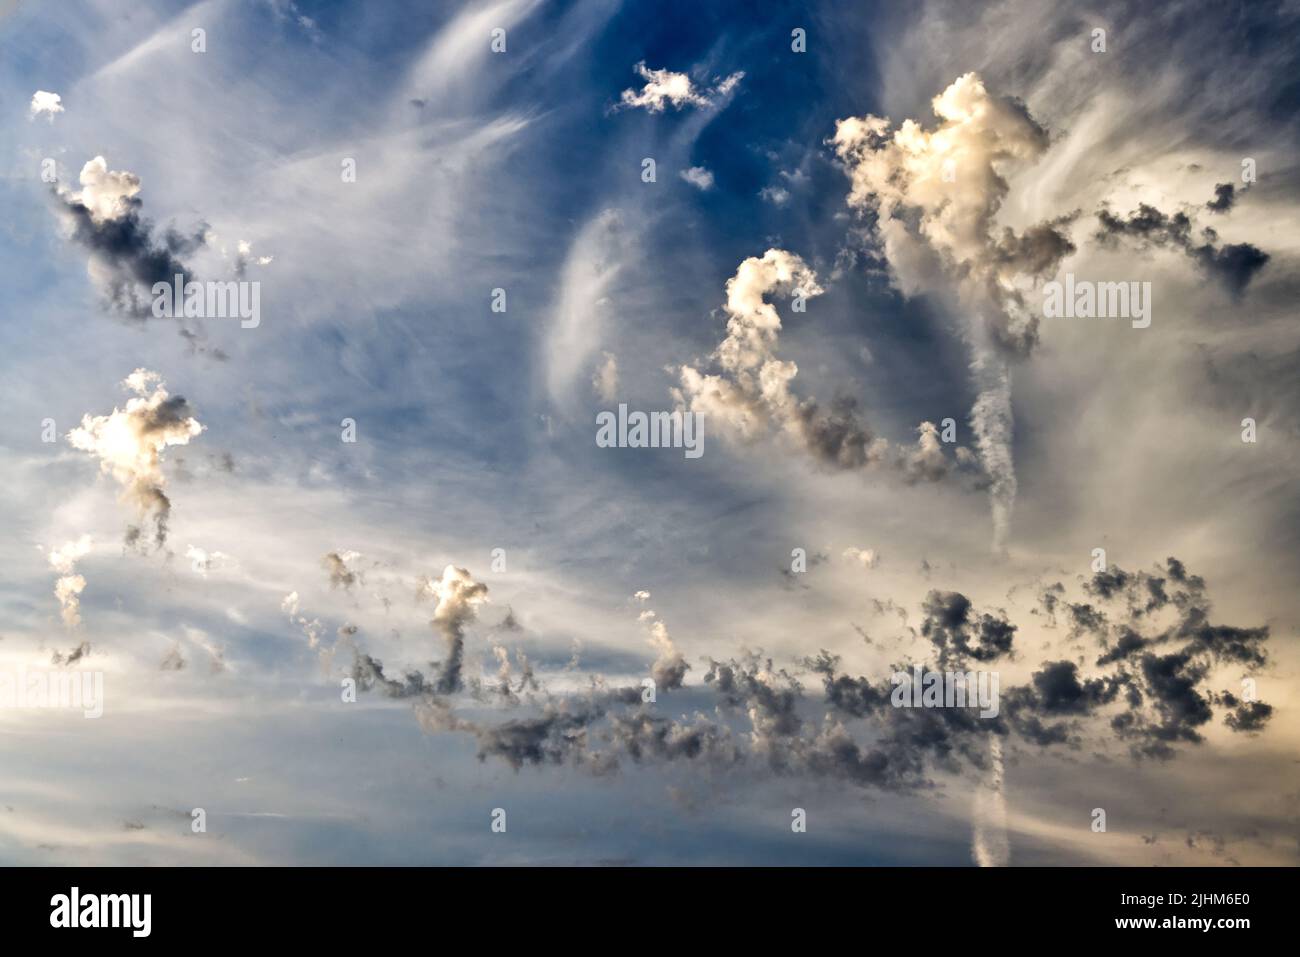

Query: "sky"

xmin=1 ymin=0 xmax=1298 ymax=866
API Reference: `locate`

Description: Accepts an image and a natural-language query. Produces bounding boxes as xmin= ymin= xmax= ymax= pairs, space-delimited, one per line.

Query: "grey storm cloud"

xmin=1206 ymin=182 xmax=1237 ymax=213
xmin=344 ymin=555 xmax=1273 ymax=790
xmin=920 ymin=590 xmax=1018 ymax=665
xmin=1094 ymin=189 xmax=1270 ymax=296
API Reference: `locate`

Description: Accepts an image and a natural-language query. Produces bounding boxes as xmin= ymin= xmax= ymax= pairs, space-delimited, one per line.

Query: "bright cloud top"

xmin=66 ymin=369 xmax=204 ymax=549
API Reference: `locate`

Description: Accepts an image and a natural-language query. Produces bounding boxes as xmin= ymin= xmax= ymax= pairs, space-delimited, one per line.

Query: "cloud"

xmin=29 ymin=90 xmax=64 ymax=120
xmin=971 ymin=736 xmax=1009 ymax=866
xmin=343 ymin=550 xmax=1273 ymax=820
xmin=832 ymin=72 xmax=1071 ymax=356
xmin=1205 ymin=183 xmax=1236 ymax=213
xmin=616 ymin=61 xmax=743 ymax=113
xmin=1094 ymin=194 xmax=1270 ymax=297
xmin=833 ymin=73 xmax=1076 ymax=549
xmin=52 ymin=157 xmax=207 ymax=322
xmin=52 ymin=641 xmax=91 ymax=666
xmin=675 ymin=249 xmax=965 ymax=478
xmin=758 ymin=185 xmax=790 ymax=206
xmin=66 ymin=370 xmax=203 ymax=548
xmin=418 ymin=565 xmax=489 ymax=694
xmin=592 ymin=351 xmax=619 ymax=403
xmin=679 ymin=166 xmax=714 ymax=190
xmin=637 ymin=607 xmax=689 ymax=692
xmin=185 ymin=544 xmax=234 ymax=576
xmin=48 ymin=536 xmax=92 ymax=628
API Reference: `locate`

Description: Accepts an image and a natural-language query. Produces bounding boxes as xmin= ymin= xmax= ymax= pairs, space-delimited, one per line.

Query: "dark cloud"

xmin=1094 ymin=197 xmax=1270 ymax=296
xmin=344 ymin=556 xmax=1271 ymax=791
xmin=1206 ymin=182 xmax=1236 ymax=213
xmin=51 ymin=641 xmax=90 ymax=666
xmin=920 ymin=590 xmax=1017 ymax=665
xmin=53 ymin=187 xmax=206 ymax=321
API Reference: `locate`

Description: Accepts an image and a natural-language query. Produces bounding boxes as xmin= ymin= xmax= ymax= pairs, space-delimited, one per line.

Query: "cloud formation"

xmin=833 ymin=73 xmax=1076 ymax=550
xmin=53 ymin=157 xmax=207 ymax=321
xmin=616 ymin=61 xmax=743 ymax=113
xmin=29 ymin=90 xmax=63 ymax=120
xmin=676 ymin=249 xmax=966 ymax=478
xmin=67 ymin=369 xmax=203 ymax=548
xmin=1094 ymin=192 xmax=1270 ymax=297
xmin=48 ymin=535 xmax=92 ymax=628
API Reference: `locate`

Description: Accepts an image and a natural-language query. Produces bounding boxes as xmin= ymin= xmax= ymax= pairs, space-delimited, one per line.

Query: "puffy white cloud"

xmin=66 ymin=370 xmax=203 ymax=548
xmin=29 ymin=90 xmax=64 ymax=120
xmin=675 ymin=249 xmax=878 ymax=464
xmin=422 ymin=564 xmax=489 ymax=630
xmin=679 ymin=166 xmax=715 ymax=190
xmin=617 ymin=61 xmax=743 ymax=113
xmin=66 ymin=156 xmax=142 ymax=224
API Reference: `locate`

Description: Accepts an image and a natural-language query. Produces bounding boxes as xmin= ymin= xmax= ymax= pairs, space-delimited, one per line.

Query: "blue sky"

xmin=1 ymin=0 xmax=1297 ymax=865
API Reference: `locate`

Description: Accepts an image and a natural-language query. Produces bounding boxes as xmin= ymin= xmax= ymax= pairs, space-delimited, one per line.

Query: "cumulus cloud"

xmin=52 ymin=156 xmax=207 ymax=322
xmin=832 ymin=73 xmax=1072 ymax=355
xmin=637 ymin=607 xmax=689 ymax=692
xmin=67 ymin=370 xmax=203 ymax=549
xmin=679 ymin=166 xmax=714 ymax=190
xmin=675 ymin=249 xmax=965 ymax=478
xmin=48 ymin=536 xmax=92 ymax=628
xmin=833 ymin=73 xmax=1076 ymax=549
xmin=616 ymin=61 xmax=743 ymax=113
xmin=29 ymin=90 xmax=63 ymax=120
xmin=418 ymin=565 xmax=489 ymax=694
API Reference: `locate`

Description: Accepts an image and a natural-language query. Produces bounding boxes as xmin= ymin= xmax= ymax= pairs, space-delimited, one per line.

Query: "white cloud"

xmin=617 ymin=61 xmax=744 ymax=113
xmin=833 ymin=73 xmax=1074 ymax=549
xmin=680 ymin=166 xmax=715 ymax=190
xmin=67 ymin=369 xmax=204 ymax=548
xmin=29 ymin=90 xmax=64 ymax=120
xmin=64 ymin=156 xmax=142 ymax=223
